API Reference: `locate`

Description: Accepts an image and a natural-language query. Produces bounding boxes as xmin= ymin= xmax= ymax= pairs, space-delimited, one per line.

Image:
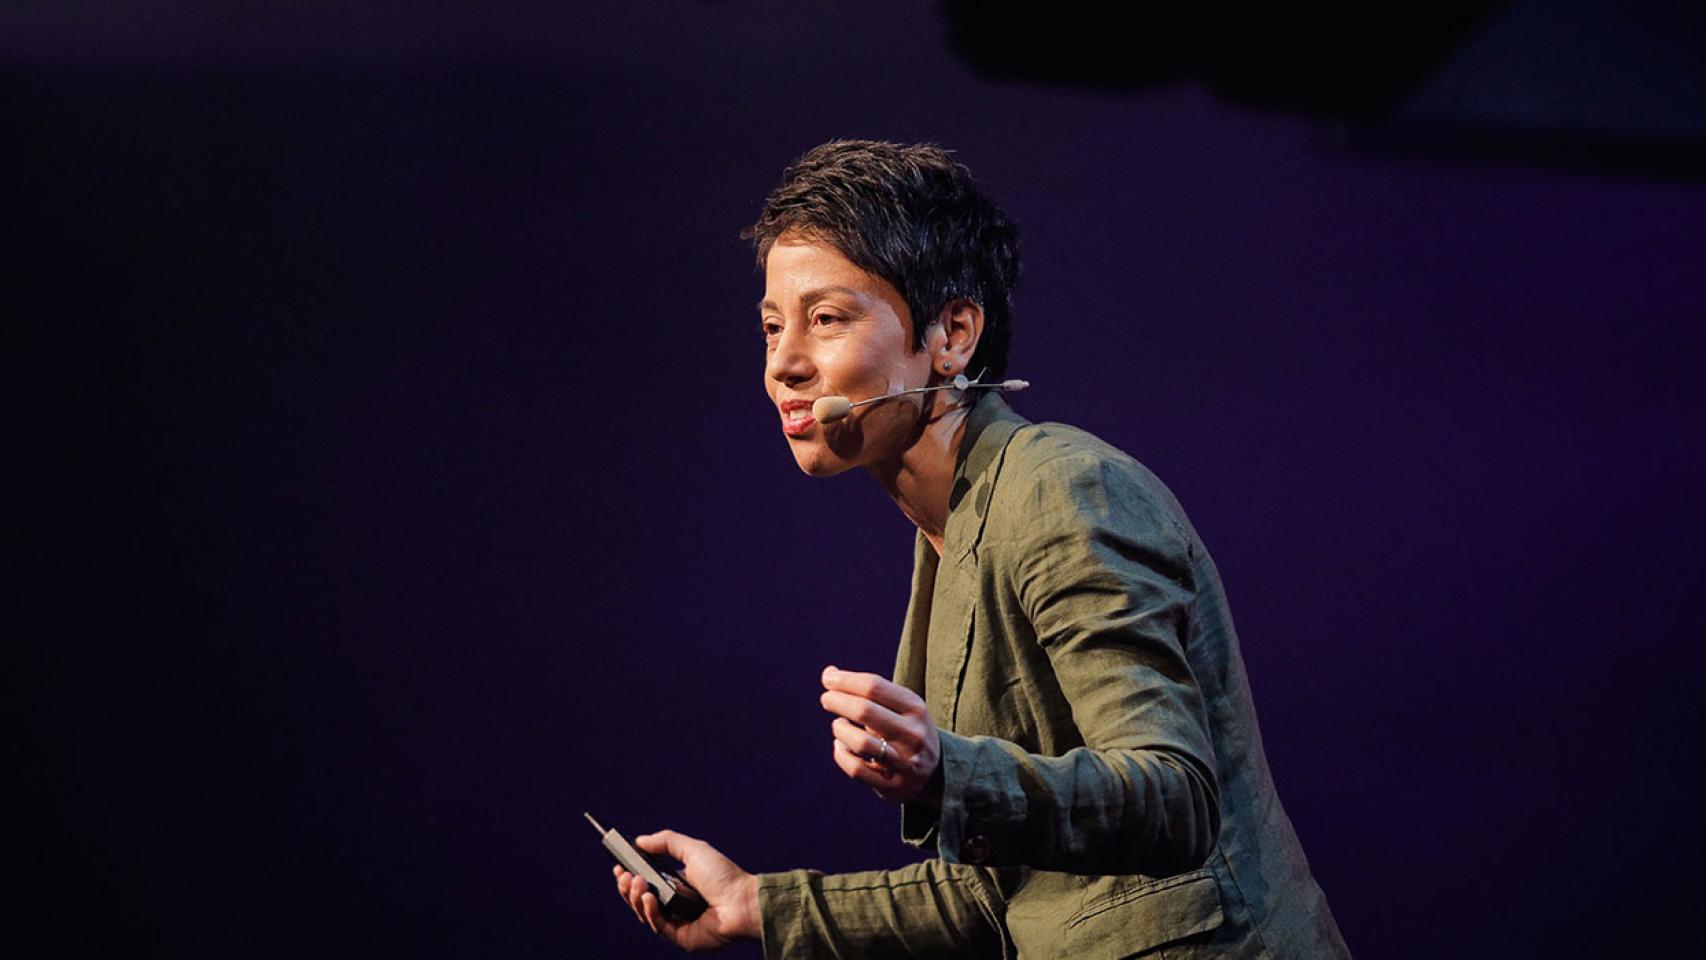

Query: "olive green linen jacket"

xmin=757 ymin=393 xmax=1350 ymax=959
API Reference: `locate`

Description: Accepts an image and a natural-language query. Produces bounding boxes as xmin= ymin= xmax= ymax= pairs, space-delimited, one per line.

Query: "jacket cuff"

xmin=932 ymin=729 xmax=1025 ymax=865
xmin=754 ymin=862 xmax=1009 ymax=959
xmin=755 ymin=870 xmax=814 ymax=960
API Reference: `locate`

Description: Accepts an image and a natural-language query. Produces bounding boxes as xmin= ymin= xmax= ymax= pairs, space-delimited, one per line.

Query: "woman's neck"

xmin=865 ymin=397 xmax=974 ymax=555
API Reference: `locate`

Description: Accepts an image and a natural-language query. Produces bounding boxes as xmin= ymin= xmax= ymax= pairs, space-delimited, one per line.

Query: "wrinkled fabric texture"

xmin=759 ymin=393 xmax=1351 ymax=959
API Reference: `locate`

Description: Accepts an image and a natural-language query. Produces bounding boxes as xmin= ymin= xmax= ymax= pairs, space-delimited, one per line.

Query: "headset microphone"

xmin=812 ymin=374 xmax=1030 ymax=424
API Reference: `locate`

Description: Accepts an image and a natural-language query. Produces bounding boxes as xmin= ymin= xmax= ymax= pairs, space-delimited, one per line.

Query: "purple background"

xmin=14 ymin=3 xmax=1706 ymax=957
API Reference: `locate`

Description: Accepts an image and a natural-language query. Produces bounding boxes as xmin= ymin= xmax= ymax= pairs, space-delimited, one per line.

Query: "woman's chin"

xmin=790 ymin=445 xmax=855 ymax=478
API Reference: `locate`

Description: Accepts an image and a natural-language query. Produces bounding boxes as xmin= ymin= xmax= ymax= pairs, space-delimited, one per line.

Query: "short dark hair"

xmin=744 ymin=140 xmax=1020 ymax=379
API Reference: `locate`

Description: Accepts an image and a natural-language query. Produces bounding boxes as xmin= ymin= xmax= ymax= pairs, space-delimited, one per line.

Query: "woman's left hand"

xmin=820 ymin=666 xmax=943 ymax=805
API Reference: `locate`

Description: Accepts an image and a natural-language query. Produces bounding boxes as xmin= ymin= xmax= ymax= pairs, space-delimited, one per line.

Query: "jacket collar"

xmin=895 ymin=391 xmax=1027 ymax=721
xmin=940 ymin=391 xmax=1029 ymax=564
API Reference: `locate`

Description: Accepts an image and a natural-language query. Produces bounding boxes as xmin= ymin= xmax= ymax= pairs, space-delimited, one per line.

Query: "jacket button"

xmin=961 ymin=835 xmax=991 ymax=864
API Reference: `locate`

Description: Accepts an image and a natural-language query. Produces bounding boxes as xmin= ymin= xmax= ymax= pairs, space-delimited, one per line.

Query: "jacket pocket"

xmin=1060 ymin=869 xmax=1224 ymax=959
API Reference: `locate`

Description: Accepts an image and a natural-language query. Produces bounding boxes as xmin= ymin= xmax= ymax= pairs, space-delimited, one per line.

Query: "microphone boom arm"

xmin=813 ymin=374 xmax=1031 ymax=423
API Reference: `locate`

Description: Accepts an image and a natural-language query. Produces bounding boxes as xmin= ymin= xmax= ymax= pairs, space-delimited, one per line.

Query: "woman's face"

xmin=760 ymin=234 xmax=936 ymax=477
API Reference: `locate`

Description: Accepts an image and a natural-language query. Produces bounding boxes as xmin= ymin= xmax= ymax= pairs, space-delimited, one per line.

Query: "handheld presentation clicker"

xmin=586 ymin=812 xmax=707 ymax=921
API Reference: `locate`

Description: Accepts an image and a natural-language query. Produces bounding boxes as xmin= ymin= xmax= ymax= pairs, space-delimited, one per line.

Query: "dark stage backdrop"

xmin=11 ymin=4 xmax=1706 ymax=958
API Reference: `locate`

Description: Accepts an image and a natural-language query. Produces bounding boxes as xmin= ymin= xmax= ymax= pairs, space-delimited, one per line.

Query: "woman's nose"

xmin=767 ymin=322 xmax=814 ymax=385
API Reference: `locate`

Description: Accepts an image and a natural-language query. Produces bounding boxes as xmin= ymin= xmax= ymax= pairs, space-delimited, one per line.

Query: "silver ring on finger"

xmin=865 ymin=737 xmax=891 ymax=768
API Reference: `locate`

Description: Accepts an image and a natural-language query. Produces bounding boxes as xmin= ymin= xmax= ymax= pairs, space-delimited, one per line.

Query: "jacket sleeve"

xmin=916 ymin=452 xmax=1221 ymax=878
xmin=755 ymin=859 xmax=1009 ymax=959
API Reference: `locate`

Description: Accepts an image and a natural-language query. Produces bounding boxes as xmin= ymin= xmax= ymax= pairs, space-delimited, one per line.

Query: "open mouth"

xmin=780 ymin=401 xmax=816 ymax=435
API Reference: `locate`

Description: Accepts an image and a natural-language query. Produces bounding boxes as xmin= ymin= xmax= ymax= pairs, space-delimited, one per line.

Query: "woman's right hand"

xmin=612 ymin=829 xmax=760 ymax=952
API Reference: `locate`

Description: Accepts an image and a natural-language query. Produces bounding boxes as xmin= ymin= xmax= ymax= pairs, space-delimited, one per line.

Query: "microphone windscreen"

xmin=812 ymin=396 xmax=853 ymax=423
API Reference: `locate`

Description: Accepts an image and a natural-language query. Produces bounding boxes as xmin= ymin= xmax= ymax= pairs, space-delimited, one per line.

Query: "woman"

xmin=614 ymin=140 xmax=1350 ymax=958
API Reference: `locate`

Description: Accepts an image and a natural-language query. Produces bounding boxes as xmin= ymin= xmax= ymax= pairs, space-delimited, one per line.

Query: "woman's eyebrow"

xmin=757 ymin=285 xmax=865 ymax=314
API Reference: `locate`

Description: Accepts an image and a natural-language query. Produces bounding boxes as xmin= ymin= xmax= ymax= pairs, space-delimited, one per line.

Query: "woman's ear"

xmin=933 ymin=298 xmax=985 ymax=377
